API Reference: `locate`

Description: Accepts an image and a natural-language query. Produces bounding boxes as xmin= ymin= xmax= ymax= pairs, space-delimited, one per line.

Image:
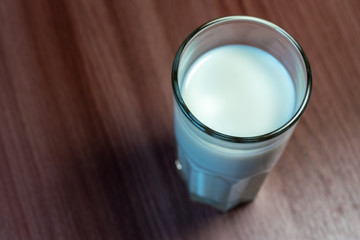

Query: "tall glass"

xmin=172 ymin=16 xmax=312 ymax=211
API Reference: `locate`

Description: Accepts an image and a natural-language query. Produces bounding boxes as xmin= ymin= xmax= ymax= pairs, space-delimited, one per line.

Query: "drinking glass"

xmin=172 ymin=16 xmax=312 ymax=211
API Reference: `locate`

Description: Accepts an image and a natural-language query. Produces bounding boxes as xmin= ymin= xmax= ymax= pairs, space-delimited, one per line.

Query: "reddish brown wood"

xmin=0 ymin=0 xmax=359 ymax=239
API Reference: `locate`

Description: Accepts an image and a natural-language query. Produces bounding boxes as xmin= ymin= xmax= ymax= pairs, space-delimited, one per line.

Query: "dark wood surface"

xmin=1 ymin=0 xmax=360 ymax=239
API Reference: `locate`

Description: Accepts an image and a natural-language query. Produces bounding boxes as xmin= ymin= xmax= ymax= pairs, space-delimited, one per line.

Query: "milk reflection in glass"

xmin=174 ymin=44 xmax=296 ymax=209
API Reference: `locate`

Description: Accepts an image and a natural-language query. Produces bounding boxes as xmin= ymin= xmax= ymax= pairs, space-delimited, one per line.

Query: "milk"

xmin=181 ymin=45 xmax=295 ymax=137
xmin=174 ymin=44 xmax=297 ymax=210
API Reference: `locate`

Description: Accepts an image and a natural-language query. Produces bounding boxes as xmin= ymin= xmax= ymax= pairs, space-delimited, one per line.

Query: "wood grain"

xmin=0 ymin=0 xmax=360 ymax=239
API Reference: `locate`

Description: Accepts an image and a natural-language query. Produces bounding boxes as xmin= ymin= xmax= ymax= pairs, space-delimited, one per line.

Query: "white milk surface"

xmin=181 ymin=45 xmax=295 ymax=137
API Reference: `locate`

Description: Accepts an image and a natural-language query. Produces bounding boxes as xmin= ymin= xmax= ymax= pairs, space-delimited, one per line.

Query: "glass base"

xmin=190 ymin=192 xmax=253 ymax=212
xmin=175 ymin=159 xmax=265 ymax=211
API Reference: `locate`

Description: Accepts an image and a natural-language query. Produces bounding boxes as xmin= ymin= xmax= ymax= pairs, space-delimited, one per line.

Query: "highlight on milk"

xmin=181 ymin=44 xmax=295 ymax=137
xmin=172 ymin=16 xmax=312 ymax=211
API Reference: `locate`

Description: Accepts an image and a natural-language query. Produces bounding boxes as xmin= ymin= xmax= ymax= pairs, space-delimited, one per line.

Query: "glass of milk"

xmin=172 ymin=16 xmax=312 ymax=211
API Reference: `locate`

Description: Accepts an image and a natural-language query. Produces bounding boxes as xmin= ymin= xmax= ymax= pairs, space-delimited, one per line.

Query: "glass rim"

xmin=171 ymin=16 xmax=312 ymax=143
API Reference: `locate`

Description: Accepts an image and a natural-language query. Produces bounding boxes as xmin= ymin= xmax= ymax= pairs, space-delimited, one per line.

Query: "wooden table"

xmin=1 ymin=0 xmax=360 ymax=239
